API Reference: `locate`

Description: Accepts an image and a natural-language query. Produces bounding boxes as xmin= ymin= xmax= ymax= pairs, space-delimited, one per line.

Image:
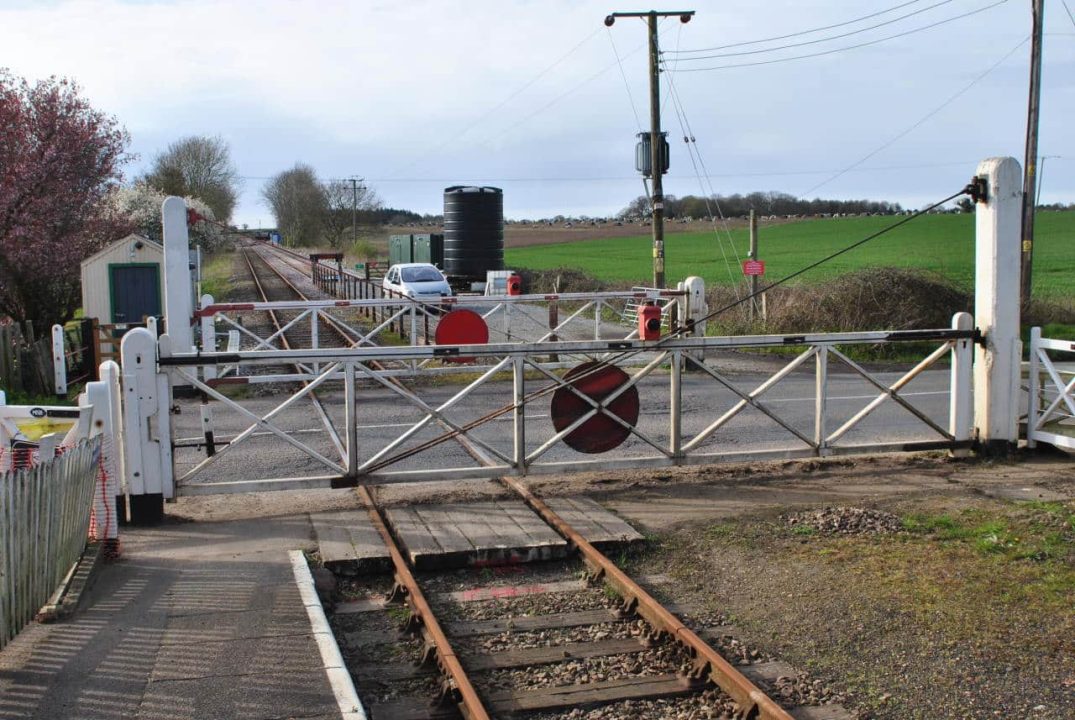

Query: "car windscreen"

xmin=401 ymin=267 xmax=444 ymax=283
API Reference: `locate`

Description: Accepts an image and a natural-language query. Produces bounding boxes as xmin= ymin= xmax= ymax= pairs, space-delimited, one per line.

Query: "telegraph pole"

xmin=1020 ymin=0 xmax=1044 ymax=305
xmin=748 ymin=210 xmax=759 ymax=321
xmin=349 ymin=177 xmax=364 ymax=245
xmin=606 ymin=9 xmax=694 ymax=288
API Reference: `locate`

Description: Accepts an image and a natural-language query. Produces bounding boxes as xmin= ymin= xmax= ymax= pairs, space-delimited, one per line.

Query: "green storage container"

xmin=411 ymin=234 xmax=444 ymax=266
xmin=389 ymin=235 xmax=413 ymax=266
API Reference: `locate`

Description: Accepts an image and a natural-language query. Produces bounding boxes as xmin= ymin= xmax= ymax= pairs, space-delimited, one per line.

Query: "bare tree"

xmin=322 ymin=180 xmax=381 ymax=248
xmin=144 ymin=135 xmax=240 ymax=221
xmin=261 ymin=164 xmax=327 ymax=247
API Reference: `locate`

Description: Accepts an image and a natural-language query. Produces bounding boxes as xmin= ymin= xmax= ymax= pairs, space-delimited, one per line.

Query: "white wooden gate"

xmin=1026 ymin=327 xmax=1075 ymax=451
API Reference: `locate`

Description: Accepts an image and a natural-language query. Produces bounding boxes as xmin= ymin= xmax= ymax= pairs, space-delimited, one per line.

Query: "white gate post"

xmin=162 ymin=197 xmax=194 ymax=355
xmin=974 ymin=157 xmax=1022 ymax=453
xmin=682 ymin=276 xmax=707 ymax=365
xmin=949 ymin=312 xmax=974 ymax=457
xmin=85 ymin=360 xmax=122 ymax=540
xmin=51 ymin=324 xmax=67 ymax=398
xmin=120 ymin=328 xmax=173 ymax=523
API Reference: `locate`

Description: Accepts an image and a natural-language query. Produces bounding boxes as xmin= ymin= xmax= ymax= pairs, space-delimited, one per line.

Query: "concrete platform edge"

xmin=288 ymin=550 xmax=368 ymax=720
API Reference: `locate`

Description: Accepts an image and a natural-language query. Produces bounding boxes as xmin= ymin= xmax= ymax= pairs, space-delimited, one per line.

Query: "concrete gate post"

xmin=973 ymin=157 xmax=1022 ymax=453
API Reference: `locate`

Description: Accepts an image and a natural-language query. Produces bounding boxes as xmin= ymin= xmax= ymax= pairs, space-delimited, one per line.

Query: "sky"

xmin=2 ymin=0 xmax=1073 ymax=226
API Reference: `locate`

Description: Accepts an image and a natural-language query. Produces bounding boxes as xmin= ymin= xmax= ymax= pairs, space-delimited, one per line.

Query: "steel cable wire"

xmin=363 ymin=186 xmax=973 ymax=472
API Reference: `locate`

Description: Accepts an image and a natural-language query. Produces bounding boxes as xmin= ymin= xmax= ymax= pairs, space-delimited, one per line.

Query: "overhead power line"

xmin=607 ymin=27 xmax=644 ymax=130
xmin=669 ymin=0 xmax=955 ymax=60
xmin=481 ymin=22 xmax=675 ymax=147
xmin=665 ymin=0 xmax=925 ymax=54
xmin=799 ymin=35 xmax=1029 ymax=198
xmin=1064 ymin=0 xmax=1075 ymax=29
xmin=235 ymin=160 xmax=992 ymax=186
xmin=675 ymin=0 xmax=1009 ymax=72
xmin=385 ymin=26 xmax=603 ymax=178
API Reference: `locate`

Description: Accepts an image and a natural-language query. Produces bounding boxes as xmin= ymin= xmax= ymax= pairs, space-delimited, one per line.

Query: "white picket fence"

xmin=0 ymin=438 xmax=101 ymax=649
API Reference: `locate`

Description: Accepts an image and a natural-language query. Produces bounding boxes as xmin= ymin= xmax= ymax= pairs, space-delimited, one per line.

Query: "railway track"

xmin=243 ymin=242 xmax=801 ymax=720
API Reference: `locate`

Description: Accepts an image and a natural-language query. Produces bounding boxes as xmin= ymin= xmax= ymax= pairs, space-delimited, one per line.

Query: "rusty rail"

xmin=499 ymin=475 xmax=794 ymax=720
xmin=357 ymin=485 xmax=492 ymax=720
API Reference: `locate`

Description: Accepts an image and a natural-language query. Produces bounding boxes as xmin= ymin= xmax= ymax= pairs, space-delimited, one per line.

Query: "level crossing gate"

xmin=114 ymin=157 xmax=1033 ymax=509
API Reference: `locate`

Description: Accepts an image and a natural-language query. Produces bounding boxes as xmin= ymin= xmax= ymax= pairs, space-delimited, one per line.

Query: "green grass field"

xmin=505 ymin=211 xmax=1075 ymax=297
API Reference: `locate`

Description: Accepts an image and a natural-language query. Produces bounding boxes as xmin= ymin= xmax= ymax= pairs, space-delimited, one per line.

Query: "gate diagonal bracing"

xmin=159 ymin=315 xmax=975 ymax=497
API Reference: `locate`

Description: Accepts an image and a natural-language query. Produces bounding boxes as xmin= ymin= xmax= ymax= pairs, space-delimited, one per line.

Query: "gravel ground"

xmin=478 ymin=643 xmax=692 ymax=691
xmin=433 ymin=588 xmax=617 ymax=622
xmin=420 ymin=559 xmax=587 ymax=593
xmin=470 ymin=620 xmax=643 ymax=653
xmin=782 ymin=506 xmax=904 ymax=535
xmin=527 ymin=688 xmax=747 ymax=720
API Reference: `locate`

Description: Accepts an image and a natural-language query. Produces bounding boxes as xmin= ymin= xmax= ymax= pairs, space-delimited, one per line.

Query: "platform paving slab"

xmin=0 ymin=516 xmax=344 ymax=720
xmin=312 ymin=509 xmax=391 ymax=575
xmin=386 ymin=499 xmax=568 ymax=569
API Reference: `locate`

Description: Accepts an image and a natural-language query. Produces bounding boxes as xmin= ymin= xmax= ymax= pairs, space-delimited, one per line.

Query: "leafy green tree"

xmin=144 ymin=135 xmax=239 ymax=222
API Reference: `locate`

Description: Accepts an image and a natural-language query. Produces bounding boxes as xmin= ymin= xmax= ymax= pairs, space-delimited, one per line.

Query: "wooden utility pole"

xmin=349 ymin=177 xmax=364 ymax=245
xmin=1020 ymin=0 xmax=1044 ymax=305
xmin=748 ymin=210 xmax=759 ymax=321
xmin=606 ymin=9 xmax=694 ymax=289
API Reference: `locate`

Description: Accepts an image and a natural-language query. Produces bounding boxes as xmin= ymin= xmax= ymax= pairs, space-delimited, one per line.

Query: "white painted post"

xmin=120 ymin=328 xmax=170 ymax=503
xmin=85 ymin=360 xmax=122 ymax=540
xmin=974 ymin=157 xmax=1022 ymax=453
xmin=51 ymin=324 xmax=67 ymax=397
xmin=949 ymin=312 xmax=974 ymax=457
xmin=683 ymin=276 xmax=707 ymax=365
xmin=1026 ymin=326 xmax=1041 ymax=449
xmin=161 ymin=197 xmax=194 ymax=354
xmin=102 ymin=359 xmax=125 ymax=497
xmin=683 ymin=276 xmax=707 ymax=335
xmin=200 ymin=294 xmax=217 ymax=381
xmin=815 ymin=347 xmax=829 ymax=456
xmin=513 ymin=356 xmax=526 ymax=473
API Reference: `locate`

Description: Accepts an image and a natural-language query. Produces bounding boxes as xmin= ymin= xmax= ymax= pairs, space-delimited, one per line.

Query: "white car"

xmin=383 ymin=263 xmax=453 ymax=302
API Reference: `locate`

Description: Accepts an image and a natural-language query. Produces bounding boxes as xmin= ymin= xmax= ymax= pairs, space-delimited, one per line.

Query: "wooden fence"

xmin=0 ymin=323 xmax=55 ymax=399
xmin=0 ymin=438 xmax=100 ymax=649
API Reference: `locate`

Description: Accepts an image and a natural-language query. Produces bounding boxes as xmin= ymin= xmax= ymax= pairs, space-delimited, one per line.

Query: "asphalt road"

xmin=171 ymin=357 xmax=958 ymax=491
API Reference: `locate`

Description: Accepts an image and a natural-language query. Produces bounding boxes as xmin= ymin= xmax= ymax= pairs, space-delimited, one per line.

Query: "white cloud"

xmin=0 ymin=0 xmax=1071 ymax=222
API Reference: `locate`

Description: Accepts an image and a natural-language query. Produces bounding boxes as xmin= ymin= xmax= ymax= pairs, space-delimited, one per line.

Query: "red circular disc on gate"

xmin=435 ymin=309 xmax=489 ymax=363
xmin=551 ymin=362 xmax=640 ymax=454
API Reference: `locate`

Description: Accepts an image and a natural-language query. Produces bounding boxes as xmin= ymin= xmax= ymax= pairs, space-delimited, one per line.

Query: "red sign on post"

xmin=742 ymin=259 xmax=766 ymax=276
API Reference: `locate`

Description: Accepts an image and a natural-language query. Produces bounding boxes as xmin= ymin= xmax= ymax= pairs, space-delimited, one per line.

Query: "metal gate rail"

xmin=160 ymin=316 xmax=976 ymax=496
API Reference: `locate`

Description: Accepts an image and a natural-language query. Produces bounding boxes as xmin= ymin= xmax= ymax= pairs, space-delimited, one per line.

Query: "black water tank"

xmin=443 ymin=186 xmax=504 ymax=278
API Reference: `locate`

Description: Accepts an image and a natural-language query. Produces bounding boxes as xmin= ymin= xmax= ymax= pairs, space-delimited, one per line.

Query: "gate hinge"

xmin=965 ymin=176 xmax=988 ymax=204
